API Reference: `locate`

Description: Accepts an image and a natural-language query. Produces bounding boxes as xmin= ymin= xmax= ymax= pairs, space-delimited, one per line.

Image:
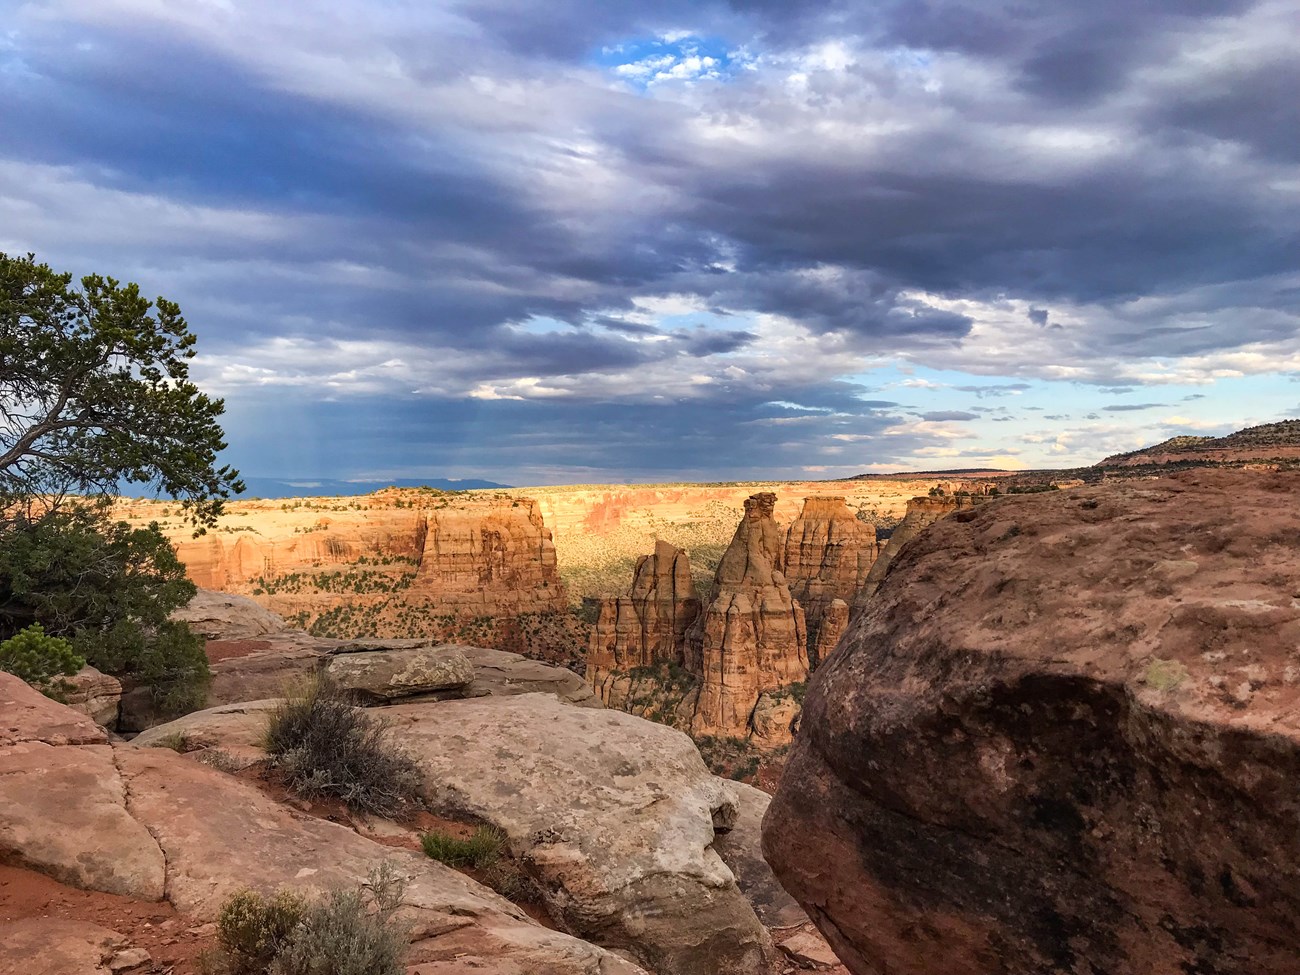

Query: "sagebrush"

xmin=264 ymin=680 xmax=424 ymax=817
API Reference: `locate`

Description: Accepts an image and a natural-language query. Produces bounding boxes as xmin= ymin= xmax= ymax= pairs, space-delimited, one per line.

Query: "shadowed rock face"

xmin=764 ymin=469 xmax=1300 ymax=975
xmin=587 ymin=540 xmax=700 ymax=693
xmin=782 ymin=496 xmax=878 ymax=665
xmin=685 ymin=493 xmax=808 ymax=740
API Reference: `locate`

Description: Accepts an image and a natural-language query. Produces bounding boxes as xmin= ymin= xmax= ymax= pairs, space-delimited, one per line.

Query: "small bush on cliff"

xmin=265 ymin=680 xmax=423 ymax=817
xmin=211 ymin=865 xmax=407 ymax=975
xmin=0 ymin=623 xmax=84 ymax=698
xmin=216 ymin=889 xmax=309 ymax=974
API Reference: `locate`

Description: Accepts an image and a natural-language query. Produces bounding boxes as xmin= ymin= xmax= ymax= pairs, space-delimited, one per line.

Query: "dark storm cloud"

xmin=1 ymin=0 xmax=1296 ymax=479
xmin=917 ymin=411 xmax=978 ymax=422
xmin=954 ymin=383 xmax=1033 ymax=397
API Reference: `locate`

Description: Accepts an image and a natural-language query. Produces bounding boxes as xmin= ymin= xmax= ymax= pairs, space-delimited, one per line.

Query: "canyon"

xmin=11 ymin=436 xmax=1300 ymax=975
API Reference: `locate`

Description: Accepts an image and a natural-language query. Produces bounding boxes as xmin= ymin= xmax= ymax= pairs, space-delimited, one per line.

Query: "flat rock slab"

xmin=0 ymin=672 xmax=106 ymax=747
xmin=130 ymin=699 xmax=279 ymax=755
xmin=0 ymin=739 xmax=165 ymax=900
xmin=386 ymin=693 xmax=774 ymax=975
xmin=323 ymin=643 xmax=473 ymax=702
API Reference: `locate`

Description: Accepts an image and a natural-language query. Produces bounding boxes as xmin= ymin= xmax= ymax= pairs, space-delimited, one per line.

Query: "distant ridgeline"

xmin=119 ymin=476 xmax=511 ymax=501
xmin=1099 ymin=419 xmax=1300 ymax=467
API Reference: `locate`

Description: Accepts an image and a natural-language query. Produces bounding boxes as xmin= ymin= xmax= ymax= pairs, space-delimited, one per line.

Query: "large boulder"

xmin=171 ymin=589 xmax=289 ymax=640
xmin=458 ymin=644 xmax=598 ymax=706
xmin=386 ymin=693 xmax=776 ymax=975
xmin=322 ymin=642 xmax=473 ymax=702
xmin=0 ymin=673 xmax=647 ymax=975
xmin=765 ymin=469 xmax=1300 ymax=975
xmin=0 ymin=674 xmax=165 ymax=899
xmin=61 ymin=666 xmax=123 ymax=728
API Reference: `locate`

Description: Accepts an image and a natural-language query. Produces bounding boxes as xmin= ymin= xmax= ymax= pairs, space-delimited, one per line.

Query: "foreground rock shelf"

xmin=0 ymin=672 xmax=646 ymax=975
xmin=765 ymin=468 xmax=1300 ymax=975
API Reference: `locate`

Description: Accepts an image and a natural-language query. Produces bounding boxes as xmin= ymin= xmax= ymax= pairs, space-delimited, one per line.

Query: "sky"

xmin=2 ymin=0 xmax=1298 ymax=486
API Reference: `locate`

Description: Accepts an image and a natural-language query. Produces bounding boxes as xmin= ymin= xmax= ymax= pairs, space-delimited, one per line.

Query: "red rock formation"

xmin=765 ymin=469 xmax=1300 ymax=975
xmin=587 ymin=540 xmax=700 ymax=692
xmin=685 ymin=493 xmax=808 ymax=740
xmin=413 ymin=497 xmax=565 ymax=613
xmin=855 ymin=485 xmax=992 ymax=606
xmin=811 ymin=598 xmax=849 ymax=664
xmin=783 ymin=496 xmax=878 ymax=664
xmin=155 ymin=495 xmax=565 ymax=618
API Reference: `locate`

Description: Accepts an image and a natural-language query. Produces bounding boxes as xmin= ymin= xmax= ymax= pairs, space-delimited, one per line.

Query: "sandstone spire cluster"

xmin=586 ymin=539 xmax=700 ymax=693
xmin=782 ymin=496 xmax=878 ymax=664
xmin=685 ymin=492 xmax=809 ymax=738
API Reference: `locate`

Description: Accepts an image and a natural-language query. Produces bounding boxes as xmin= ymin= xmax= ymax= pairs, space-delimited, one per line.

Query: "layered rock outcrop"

xmin=855 ymin=484 xmax=993 ymax=606
xmin=685 ymin=493 xmax=808 ymax=740
xmin=413 ymin=497 xmax=565 ymax=613
xmin=587 ymin=540 xmax=700 ymax=693
xmin=782 ymin=497 xmax=877 ymax=664
xmin=765 ymin=469 xmax=1300 ymax=975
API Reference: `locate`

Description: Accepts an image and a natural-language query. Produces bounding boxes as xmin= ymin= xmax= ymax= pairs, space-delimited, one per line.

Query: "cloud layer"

xmin=1 ymin=0 xmax=1297 ymax=481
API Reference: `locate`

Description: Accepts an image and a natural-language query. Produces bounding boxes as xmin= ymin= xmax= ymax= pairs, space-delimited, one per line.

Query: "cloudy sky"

xmin=3 ymin=0 xmax=1298 ymax=485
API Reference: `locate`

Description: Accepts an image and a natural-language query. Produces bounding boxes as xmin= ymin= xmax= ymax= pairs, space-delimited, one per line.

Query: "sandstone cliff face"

xmin=587 ymin=540 xmax=700 ymax=692
xmin=131 ymin=494 xmax=565 ymax=621
xmin=685 ymin=493 xmax=808 ymax=740
xmin=783 ymin=497 xmax=878 ymax=664
xmin=855 ymin=486 xmax=991 ymax=606
xmin=765 ymin=469 xmax=1300 ymax=975
xmin=413 ymin=497 xmax=564 ymax=613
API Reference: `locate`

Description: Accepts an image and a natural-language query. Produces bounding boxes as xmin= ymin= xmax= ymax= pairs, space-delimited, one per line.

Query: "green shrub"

xmin=0 ymin=506 xmax=209 ymax=715
xmin=265 ymin=681 xmax=423 ymax=817
xmin=270 ymin=865 xmax=407 ymax=975
xmin=0 ymin=623 xmax=85 ymax=697
xmin=217 ymin=888 xmax=309 ymax=974
xmin=211 ymin=865 xmax=407 ymax=975
xmin=149 ymin=731 xmax=191 ymax=752
xmin=420 ymin=826 xmax=506 ymax=869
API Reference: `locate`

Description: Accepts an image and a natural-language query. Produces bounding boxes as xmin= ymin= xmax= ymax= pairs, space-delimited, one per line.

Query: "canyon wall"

xmin=413 ymin=497 xmax=565 ymax=614
xmin=783 ymin=496 xmax=878 ymax=664
xmin=684 ymin=493 xmax=809 ymax=741
xmin=128 ymin=492 xmax=565 ymax=621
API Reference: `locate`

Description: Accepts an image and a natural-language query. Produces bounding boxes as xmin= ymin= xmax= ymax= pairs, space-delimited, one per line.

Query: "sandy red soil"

xmin=0 ymin=863 xmax=214 ymax=973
